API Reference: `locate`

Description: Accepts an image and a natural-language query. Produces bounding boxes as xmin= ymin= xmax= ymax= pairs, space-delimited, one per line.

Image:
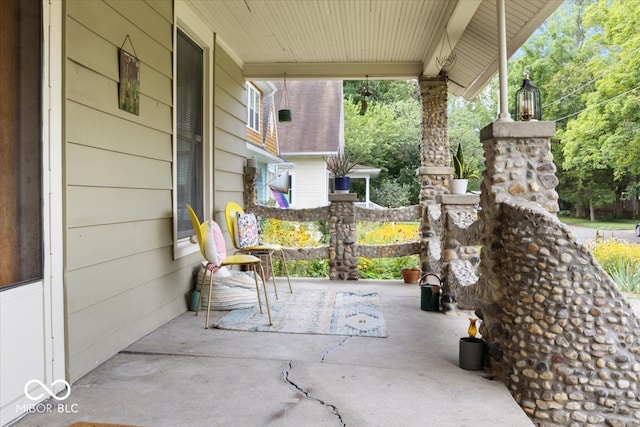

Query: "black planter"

xmin=278 ymin=109 xmax=292 ymax=122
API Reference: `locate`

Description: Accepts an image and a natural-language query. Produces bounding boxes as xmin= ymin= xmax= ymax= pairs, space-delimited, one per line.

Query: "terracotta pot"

xmin=401 ymin=268 xmax=420 ymax=284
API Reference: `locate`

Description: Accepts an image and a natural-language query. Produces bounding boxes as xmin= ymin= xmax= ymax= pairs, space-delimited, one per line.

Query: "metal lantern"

xmin=514 ymin=70 xmax=541 ymax=121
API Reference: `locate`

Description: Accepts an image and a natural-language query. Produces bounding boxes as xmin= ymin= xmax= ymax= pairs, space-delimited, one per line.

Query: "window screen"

xmin=176 ymin=30 xmax=204 ymax=239
xmin=0 ymin=0 xmax=43 ymax=289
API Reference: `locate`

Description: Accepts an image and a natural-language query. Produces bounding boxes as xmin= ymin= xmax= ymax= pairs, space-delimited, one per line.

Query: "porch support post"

xmin=328 ymin=193 xmax=359 ymax=280
xmin=496 ymin=0 xmax=513 ymax=122
xmin=243 ymin=164 xmax=259 ymax=210
xmin=417 ymin=75 xmax=452 ymax=273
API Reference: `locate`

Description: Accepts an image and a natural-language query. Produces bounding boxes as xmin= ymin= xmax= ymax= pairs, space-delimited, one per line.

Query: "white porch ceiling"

xmin=187 ymin=0 xmax=561 ymax=100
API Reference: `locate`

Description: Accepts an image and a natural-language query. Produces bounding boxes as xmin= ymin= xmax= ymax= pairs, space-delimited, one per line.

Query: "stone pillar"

xmin=328 ymin=193 xmax=358 ymax=280
xmin=439 ymin=194 xmax=481 ymax=310
xmin=478 ymin=121 xmax=559 ymax=359
xmin=475 ymin=122 xmax=640 ymax=424
xmin=418 ymin=76 xmax=451 ymax=274
xmin=243 ymin=165 xmax=259 ymax=210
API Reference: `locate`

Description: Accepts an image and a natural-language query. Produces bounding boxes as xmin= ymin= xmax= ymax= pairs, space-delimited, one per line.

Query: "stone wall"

xmin=243 ymin=168 xmax=423 ymax=278
xmin=478 ymin=121 xmax=640 ymax=426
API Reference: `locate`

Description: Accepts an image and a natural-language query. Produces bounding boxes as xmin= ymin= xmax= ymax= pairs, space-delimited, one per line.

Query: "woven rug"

xmin=213 ymin=290 xmax=387 ymax=338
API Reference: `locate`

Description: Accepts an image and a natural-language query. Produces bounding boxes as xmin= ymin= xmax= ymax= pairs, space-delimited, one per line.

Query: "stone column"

xmin=439 ymin=194 xmax=481 ymax=310
xmin=418 ymin=76 xmax=452 ymax=274
xmin=328 ymin=193 xmax=358 ymax=280
xmin=478 ymin=121 xmax=559 ymax=355
xmin=243 ymin=165 xmax=259 ymax=210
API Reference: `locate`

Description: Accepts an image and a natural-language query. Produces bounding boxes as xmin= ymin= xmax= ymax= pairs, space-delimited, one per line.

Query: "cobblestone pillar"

xmin=439 ymin=194 xmax=481 ymax=310
xmin=328 ymin=193 xmax=358 ymax=280
xmin=418 ymin=76 xmax=451 ymax=274
xmin=243 ymin=164 xmax=259 ymax=210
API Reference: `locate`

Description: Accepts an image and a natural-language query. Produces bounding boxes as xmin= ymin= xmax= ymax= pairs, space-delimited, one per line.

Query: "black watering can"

xmin=419 ymin=273 xmax=442 ymax=312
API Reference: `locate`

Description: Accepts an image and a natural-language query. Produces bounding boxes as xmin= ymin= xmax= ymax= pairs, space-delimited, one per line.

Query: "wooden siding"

xmin=64 ymin=0 xmax=199 ymax=382
xmin=214 ymin=43 xmax=249 ymax=237
xmin=288 ymin=157 xmax=330 ymax=209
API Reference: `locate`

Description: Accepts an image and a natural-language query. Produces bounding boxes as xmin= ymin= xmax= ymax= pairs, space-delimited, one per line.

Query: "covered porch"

xmin=13 ymin=279 xmax=534 ymax=427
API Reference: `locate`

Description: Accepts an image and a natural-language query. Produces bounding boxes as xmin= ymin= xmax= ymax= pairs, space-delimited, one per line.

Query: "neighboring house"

xmin=0 ymin=1 xmax=560 ymax=425
xmin=274 ymin=80 xmax=381 ymax=208
xmin=245 ymin=81 xmax=285 ymax=204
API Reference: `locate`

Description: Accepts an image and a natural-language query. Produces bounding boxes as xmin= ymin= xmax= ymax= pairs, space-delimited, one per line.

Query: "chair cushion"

xmin=204 ymin=220 xmax=227 ymax=265
xmin=235 ymin=213 xmax=260 ymax=248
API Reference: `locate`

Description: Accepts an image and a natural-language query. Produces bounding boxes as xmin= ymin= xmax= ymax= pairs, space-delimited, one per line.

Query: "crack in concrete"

xmin=320 ymin=336 xmax=351 ymax=363
xmin=282 ymin=360 xmax=346 ymax=427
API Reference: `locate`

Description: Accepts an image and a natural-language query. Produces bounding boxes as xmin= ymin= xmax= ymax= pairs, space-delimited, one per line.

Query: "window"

xmin=176 ymin=29 xmax=204 ymax=240
xmin=247 ymin=83 xmax=260 ymax=133
xmin=0 ymin=0 xmax=43 ymax=289
xmin=174 ymin=3 xmax=213 ymax=258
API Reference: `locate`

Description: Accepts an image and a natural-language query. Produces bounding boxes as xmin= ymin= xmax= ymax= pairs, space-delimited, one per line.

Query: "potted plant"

xmin=398 ymin=256 xmax=420 ymax=284
xmin=450 ymin=143 xmax=478 ymax=195
xmin=325 ymin=150 xmax=359 ymax=193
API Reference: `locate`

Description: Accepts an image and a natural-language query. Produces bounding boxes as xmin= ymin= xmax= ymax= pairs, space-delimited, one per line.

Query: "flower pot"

xmin=278 ymin=109 xmax=292 ymax=122
xmin=401 ymin=268 xmax=420 ymax=284
xmin=334 ymin=176 xmax=350 ymax=193
xmin=450 ymin=178 xmax=468 ymax=195
xmin=459 ymin=337 xmax=486 ymax=371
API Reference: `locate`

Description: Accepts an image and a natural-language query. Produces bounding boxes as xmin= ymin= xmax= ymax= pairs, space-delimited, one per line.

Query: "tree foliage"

xmin=343 ymin=81 xmax=422 ymax=205
xmin=508 ymin=0 xmax=640 ymax=219
xmin=343 ymin=0 xmax=640 ymax=218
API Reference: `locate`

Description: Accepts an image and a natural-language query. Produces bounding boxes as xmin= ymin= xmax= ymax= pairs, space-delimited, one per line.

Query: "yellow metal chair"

xmin=224 ymin=202 xmax=292 ymax=299
xmin=186 ymin=204 xmax=272 ymax=327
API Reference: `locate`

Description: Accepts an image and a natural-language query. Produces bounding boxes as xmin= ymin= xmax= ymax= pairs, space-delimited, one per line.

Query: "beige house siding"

xmin=213 ymin=44 xmax=248 ymax=238
xmin=64 ymin=0 xmax=198 ymax=381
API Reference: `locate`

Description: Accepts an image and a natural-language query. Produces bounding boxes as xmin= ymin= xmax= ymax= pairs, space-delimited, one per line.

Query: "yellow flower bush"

xmin=261 ymin=220 xmax=421 ymax=279
xmin=589 ymin=238 xmax=640 ymax=293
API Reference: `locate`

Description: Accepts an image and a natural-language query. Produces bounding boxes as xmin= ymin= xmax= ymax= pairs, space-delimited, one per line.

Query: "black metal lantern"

xmin=514 ymin=70 xmax=541 ymax=121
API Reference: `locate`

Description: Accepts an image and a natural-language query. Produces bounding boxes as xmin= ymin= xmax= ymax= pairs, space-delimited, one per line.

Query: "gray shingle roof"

xmin=273 ymin=80 xmax=342 ymax=154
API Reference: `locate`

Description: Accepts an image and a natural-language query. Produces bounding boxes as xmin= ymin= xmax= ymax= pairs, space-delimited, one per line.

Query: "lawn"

xmin=559 ymin=217 xmax=637 ymax=230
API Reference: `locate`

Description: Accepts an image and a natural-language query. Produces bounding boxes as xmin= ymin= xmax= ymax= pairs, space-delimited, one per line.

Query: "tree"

xmin=343 ymin=81 xmax=422 ymax=205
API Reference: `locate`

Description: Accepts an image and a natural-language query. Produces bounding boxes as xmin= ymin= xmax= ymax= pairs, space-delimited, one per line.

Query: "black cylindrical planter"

xmin=459 ymin=337 xmax=485 ymax=370
xmin=278 ymin=109 xmax=292 ymax=122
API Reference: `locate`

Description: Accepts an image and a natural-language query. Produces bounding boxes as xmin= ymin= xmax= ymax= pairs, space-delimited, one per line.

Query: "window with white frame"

xmin=174 ymin=4 xmax=213 ymax=258
xmin=247 ymin=83 xmax=260 ymax=133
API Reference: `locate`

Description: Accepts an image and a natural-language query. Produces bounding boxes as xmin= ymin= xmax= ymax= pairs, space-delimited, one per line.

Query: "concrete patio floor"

xmin=13 ymin=279 xmax=538 ymax=427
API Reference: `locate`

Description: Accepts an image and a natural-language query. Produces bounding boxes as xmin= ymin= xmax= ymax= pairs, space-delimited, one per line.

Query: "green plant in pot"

xmin=325 ymin=150 xmax=359 ymax=193
xmin=398 ymin=255 xmax=420 ymax=283
xmin=450 ymin=143 xmax=478 ymax=195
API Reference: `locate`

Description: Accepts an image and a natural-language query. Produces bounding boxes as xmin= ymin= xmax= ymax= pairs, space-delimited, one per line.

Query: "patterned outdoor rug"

xmin=213 ymin=290 xmax=387 ymax=338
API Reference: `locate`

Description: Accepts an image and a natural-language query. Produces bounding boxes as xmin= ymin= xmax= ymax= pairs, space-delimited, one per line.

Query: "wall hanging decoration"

xmin=278 ymin=72 xmax=292 ymax=122
xmin=118 ymin=34 xmax=140 ymax=115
